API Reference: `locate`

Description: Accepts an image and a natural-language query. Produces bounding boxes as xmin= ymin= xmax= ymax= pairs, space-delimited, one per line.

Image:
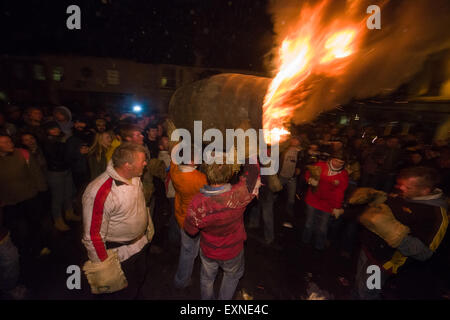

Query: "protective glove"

xmin=82 ymin=249 xmax=128 ymax=294
xmin=332 ymin=208 xmax=344 ymax=219
xmin=358 ymin=203 xmax=410 ymax=248
xmin=308 ymin=178 xmax=319 ymax=187
xmin=306 ymin=165 xmax=321 ymax=192
xmin=348 ymin=187 xmax=387 ymax=206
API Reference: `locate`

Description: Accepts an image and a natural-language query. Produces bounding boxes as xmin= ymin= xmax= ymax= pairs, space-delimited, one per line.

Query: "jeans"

xmin=354 ymin=249 xmax=389 ymax=300
xmin=302 ymin=204 xmax=331 ymax=250
xmin=248 ymin=186 xmax=275 ymax=243
xmin=0 ymin=234 xmax=20 ymax=292
xmin=174 ymin=228 xmax=200 ymax=288
xmin=47 ymin=170 xmax=74 ymax=221
xmin=278 ymin=176 xmax=297 ymax=217
xmin=200 ymin=249 xmax=245 ymax=300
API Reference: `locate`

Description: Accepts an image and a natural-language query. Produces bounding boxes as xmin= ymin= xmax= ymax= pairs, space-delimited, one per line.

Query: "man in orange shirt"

xmin=170 ymin=153 xmax=207 ymax=289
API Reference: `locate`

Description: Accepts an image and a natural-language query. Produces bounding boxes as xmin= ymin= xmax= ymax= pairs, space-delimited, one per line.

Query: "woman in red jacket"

xmin=302 ymin=151 xmax=349 ymax=251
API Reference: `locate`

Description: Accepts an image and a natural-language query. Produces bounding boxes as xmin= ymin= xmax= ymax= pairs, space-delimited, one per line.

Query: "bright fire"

xmin=263 ymin=0 xmax=364 ymax=143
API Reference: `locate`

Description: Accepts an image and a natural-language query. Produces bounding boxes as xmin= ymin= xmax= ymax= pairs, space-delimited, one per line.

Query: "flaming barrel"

xmin=168 ymin=73 xmax=283 ymax=192
xmin=168 ymin=73 xmax=271 ymax=134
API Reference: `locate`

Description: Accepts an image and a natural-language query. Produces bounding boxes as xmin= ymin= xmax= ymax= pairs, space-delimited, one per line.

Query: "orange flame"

xmin=263 ymin=0 xmax=365 ymax=143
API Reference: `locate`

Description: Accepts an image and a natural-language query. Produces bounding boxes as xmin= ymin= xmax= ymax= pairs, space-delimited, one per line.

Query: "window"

xmin=33 ymin=64 xmax=46 ymax=81
xmin=106 ymin=69 xmax=120 ymax=85
xmin=53 ymin=66 xmax=64 ymax=81
xmin=160 ymin=67 xmax=176 ymax=89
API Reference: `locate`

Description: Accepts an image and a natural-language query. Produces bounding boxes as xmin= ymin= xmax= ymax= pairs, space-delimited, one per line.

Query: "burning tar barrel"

xmin=168 ymin=73 xmax=271 ymax=135
xmin=168 ymin=73 xmax=283 ymax=192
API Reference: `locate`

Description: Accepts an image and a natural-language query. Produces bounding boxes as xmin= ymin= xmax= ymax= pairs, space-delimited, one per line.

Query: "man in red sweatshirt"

xmin=302 ymin=151 xmax=349 ymax=251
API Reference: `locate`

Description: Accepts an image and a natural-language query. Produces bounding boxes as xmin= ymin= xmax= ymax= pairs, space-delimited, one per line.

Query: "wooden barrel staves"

xmin=168 ymin=73 xmax=271 ymax=135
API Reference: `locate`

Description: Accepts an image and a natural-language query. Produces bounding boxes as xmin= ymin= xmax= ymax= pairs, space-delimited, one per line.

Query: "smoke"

xmin=266 ymin=0 xmax=450 ymax=125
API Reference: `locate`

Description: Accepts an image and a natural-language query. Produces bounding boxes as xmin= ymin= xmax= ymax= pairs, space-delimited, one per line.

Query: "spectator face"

xmin=0 ymin=136 xmax=14 ymax=154
xmin=425 ymin=149 xmax=439 ymax=159
xmin=395 ymin=177 xmax=427 ymax=199
xmin=29 ymin=109 xmax=43 ymax=123
xmin=147 ymin=128 xmax=158 ymax=141
xmin=21 ymin=134 xmax=37 ymax=149
xmin=130 ymin=151 xmax=147 ymax=177
xmin=74 ymin=121 xmax=87 ymax=131
xmin=159 ymin=136 xmax=169 ymax=151
xmin=48 ymin=127 xmax=61 ymax=137
xmin=290 ymin=137 xmax=301 ymax=147
xmin=126 ymin=130 xmax=144 ymax=145
xmin=330 ymin=158 xmax=345 ymax=169
xmin=386 ymin=138 xmax=399 ymax=148
xmin=323 ymin=133 xmax=331 ymax=141
xmin=54 ymin=111 xmax=67 ymax=122
xmin=410 ymin=153 xmax=422 ymax=165
xmin=96 ymin=119 xmax=107 ymax=132
xmin=101 ymin=132 xmax=113 ymax=149
xmin=308 ymin=144 xmax=319 ymax=154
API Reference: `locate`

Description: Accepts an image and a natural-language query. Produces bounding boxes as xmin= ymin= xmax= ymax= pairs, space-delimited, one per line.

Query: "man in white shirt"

xmin=82 ymin=142 xmax=154 ymax=299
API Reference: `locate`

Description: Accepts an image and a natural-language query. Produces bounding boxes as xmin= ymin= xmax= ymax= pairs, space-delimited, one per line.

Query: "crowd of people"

xmin=249 ymin=122 xmax=449 ymax=299
xmin=0 ymin=103 xmax=449 ymax=300
xmin=0 ymin=105 xmax=168 ymax=299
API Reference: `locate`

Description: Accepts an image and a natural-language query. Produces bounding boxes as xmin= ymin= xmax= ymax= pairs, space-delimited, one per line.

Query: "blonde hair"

xmin=204 ymin=157 xmax=234 ymax=185
xmin=89 ymin=131 xmax=114 ymax=162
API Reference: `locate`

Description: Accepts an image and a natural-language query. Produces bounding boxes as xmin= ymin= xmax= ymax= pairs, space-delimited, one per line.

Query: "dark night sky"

xmin=0 ymin=0 xmax=274 ymax=71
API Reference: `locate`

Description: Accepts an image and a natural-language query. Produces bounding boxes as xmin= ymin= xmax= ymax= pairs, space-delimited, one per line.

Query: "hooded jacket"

xmin=54 ymin=106 xmax=73 ymax=138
